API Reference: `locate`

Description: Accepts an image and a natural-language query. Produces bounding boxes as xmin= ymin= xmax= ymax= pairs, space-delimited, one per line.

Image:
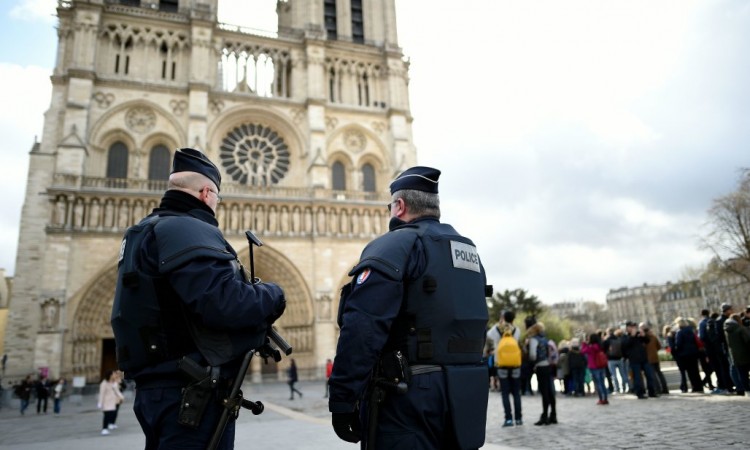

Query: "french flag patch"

xmin=356 ymin=268 xmax=371 ymax=285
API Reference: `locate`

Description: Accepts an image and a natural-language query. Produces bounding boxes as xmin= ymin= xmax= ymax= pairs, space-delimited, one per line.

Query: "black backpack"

xmin=535 ymin=336 xmax=548 ymax=362
xmin=706 ymin=318 xmax=719 ymax=344
xmin=607 ymin=337 xmax=623 ymax=358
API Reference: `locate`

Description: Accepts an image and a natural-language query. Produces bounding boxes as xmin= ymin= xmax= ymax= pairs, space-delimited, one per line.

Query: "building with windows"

xmin=3 ymin=0 xmax=415 ymax=383
xmin=607 ymin=274 xmax=749 ymax=335
xmin=606 ymin=283 xmax=670 ymax=329
xmin=656 ymin=280 xmax=703 ymax=328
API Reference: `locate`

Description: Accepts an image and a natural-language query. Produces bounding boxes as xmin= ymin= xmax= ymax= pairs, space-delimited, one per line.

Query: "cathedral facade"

xmin=4 ymin=0 xmax=415 ymax=383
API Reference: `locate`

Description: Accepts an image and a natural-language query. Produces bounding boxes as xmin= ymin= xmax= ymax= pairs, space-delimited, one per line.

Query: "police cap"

xmin=171 ymin=148 xmax=222 ymax=191
xmin=389 ymin=166 xmax=440 ymax=195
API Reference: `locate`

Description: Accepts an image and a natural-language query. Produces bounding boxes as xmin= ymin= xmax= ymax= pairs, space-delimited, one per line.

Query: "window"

xmin=106 ymin=142 xmax=129 ymax=188
xmin=148 ymin=145 xmax=171 ymax=180
xmin=324 ymin=0 xmax=337 ymax=40
xmin=362 ymin=163 xmax=375 ymax=192
xmin=159 ymin=0 xmax=178 ymax=13
xmin=332 ymin=161 xmax=346 ymax=190
xmin=160 ymin=42 xmax=175 ymax=80
xmin=351 ymin=0 xmax=364 ymax=43
xmin=328 ymin=67 xmax=339 ymax=102
xmin=114 ymin=36 xmax=132 ymax=75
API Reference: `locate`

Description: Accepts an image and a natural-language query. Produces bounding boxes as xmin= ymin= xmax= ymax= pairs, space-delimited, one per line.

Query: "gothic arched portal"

xmin=69 ymin=244 xmax=313 ymax=383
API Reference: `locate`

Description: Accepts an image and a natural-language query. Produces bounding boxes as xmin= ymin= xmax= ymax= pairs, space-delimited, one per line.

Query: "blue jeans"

xmin=498 ymin=368 xmax=522 ymax=421
xmin=20 ymin=398 xmax=29 ymax=415
xmin=590 ymin=368 xmax=607 ymax=401
xmin=608 ymin=359 xmax=628 ymax=393
xmin=630 ymin=362 xmax=656 ymax=397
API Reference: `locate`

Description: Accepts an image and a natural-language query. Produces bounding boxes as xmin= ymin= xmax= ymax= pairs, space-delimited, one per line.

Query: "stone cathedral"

xmin=4 ymin=0 xmax=415 ymax=384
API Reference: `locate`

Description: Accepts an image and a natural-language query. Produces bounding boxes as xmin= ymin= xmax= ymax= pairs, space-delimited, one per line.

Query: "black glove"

xmin=263 ymin=282 xmax=286 ymax=324
xmin=332 ymin=412 xmax=361 ymax=443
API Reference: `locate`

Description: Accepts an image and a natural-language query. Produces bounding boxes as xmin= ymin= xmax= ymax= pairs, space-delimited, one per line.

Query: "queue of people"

xmin=485 ymin=302 xmax=750 ymax=431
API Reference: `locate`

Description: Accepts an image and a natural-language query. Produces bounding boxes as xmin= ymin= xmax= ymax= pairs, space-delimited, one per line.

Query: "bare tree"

xmin=701 ymin=169 xmax=750 ymax=284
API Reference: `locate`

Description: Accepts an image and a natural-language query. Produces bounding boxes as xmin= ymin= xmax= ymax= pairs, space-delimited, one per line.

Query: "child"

xmin=557 ymin=340 xmax=571 ymax=394
xmin=567 ymin=338 xmax=587 ymax=396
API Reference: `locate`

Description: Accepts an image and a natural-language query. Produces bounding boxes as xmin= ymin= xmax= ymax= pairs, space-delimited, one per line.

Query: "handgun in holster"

xmin=177 ymin=356 xmax=220 ymax=429
xmin=366 ymin=351 xmax=410 ymax=450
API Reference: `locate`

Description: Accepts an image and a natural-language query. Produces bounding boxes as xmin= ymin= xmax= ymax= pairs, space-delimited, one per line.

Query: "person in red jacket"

xmin=324 ymin=359 xmax=333 ymax=398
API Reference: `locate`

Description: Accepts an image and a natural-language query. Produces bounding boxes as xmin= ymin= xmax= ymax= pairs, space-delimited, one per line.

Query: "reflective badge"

xmin=118 ymin=238 xmax=127 ymax=263
xmin=450 ymin=241 xmax=480 ymax=273
xmin=356 ymin=268 xmax=371 ymax=285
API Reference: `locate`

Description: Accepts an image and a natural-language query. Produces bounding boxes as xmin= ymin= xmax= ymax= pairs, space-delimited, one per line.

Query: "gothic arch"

xmin=326 ymin=124 xmax=389 ymax=193
xmin=68 ymin=261 xmax=119 ymax=382
xmin=236 ymin=242 xmax=316 ymax=350
xmin=68 ymin=241 xmax=314 ymax=382
xmin=88 ymin=99 xmax=187 ymax=153
xmin=326 ymin=124 xmax=389 ymax=165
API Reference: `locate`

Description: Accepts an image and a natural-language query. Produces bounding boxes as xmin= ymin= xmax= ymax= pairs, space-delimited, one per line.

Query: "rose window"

xmin=219 ymin=123 xmax=290 ymax=186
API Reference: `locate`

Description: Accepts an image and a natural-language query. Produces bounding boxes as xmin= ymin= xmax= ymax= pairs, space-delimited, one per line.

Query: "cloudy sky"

xmin=1 ymin=0 xmax=748 ymax=304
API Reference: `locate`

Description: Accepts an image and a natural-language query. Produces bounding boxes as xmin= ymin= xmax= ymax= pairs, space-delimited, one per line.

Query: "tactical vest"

xmin=111 ymin=213 xmax=266 ymax=373
xmin=351 ymin=221 xmax=488 ymax=366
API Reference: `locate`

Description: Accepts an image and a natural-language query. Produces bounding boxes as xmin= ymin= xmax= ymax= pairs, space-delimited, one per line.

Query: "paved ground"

xmin=0 ymin=368 xmax=747 ymax=449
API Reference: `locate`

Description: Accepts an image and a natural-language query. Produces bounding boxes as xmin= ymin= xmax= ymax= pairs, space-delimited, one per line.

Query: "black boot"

xmin=534 ymin=414 xmax=548 ymax=426
xmin=548 ymin=412 xmax=557 ymax=424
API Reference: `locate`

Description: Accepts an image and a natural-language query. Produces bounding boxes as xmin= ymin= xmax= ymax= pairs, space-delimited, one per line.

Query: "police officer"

xmin=111 ymin=148 xmax=286 ymax=449
xmin=329 ymin=167 xmax=490 ymax=450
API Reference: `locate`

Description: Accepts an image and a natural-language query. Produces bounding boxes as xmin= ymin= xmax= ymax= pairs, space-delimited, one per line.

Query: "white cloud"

xmin=9 ymin=0 xmax=57 ymax=23
xmin=0 ymin=63 xmax=51 ymax=274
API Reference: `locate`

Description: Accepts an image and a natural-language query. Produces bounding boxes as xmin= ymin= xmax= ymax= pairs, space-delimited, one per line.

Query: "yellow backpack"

xmin=495 ymin=326 xmax=521 ymax=368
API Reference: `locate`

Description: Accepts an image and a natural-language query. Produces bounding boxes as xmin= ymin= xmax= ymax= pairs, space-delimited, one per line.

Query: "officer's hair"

xmin=394 ymin=189 xmax=440 ymax=219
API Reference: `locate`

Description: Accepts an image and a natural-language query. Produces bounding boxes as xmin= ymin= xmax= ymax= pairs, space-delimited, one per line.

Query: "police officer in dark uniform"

xmin=329 ymin=167 xmax=490 ymax=450
xmin=111 ymin=148 xmax=286 ymax=449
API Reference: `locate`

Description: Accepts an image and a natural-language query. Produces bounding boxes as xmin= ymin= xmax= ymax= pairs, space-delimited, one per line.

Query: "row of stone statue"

xmin=50 ymin=195 xmax=388 ymax=237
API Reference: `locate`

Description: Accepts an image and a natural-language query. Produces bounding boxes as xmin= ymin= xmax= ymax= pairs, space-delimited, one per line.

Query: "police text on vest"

xmin=450 ymin=241 xmax=480 ymax=273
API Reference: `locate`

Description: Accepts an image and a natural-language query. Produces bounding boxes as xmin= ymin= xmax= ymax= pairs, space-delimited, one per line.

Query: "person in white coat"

xmin=98 ymin=370 xmax=124 ymax=435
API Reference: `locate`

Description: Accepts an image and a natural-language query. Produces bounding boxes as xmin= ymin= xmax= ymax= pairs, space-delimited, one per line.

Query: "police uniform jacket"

xmin=329 ymin=216 xmax=488 ymax=414
xmin=112 ymin=190 xmax=284 ymax=384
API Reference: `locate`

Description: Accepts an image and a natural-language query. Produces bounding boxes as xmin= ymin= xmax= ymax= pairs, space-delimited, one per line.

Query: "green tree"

xmin=491 ymin=288 xmax=545 ymax=318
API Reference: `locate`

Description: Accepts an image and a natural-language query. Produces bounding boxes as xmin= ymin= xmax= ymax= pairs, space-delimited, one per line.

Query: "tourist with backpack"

xmin=494 ymin=310 xmax=522 ymax=427
xmin=603 ymin=328 xmax=628 ymax=394
xmin=526 ymin=322 xmax=557 ymax=426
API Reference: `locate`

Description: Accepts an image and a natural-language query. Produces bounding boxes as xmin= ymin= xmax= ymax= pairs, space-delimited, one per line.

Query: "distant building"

xmin=657 ymin=280 xmax=703 ymax=327
xmin=548 ymin=300 xmax=610 ymax=329
xmin=606 ymin=283 xmax=670 ymax=330
xmin=701 ymin=259 xmax=750 ymax=312
xmin=608 ymin=270 xmax=750 ymax=335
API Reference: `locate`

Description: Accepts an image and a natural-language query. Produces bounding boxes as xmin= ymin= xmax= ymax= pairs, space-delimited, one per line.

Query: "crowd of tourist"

xmin=486 ymin=302 xmax=750 ymax=427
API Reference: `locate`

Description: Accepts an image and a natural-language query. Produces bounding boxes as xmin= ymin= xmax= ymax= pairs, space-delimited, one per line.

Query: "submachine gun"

xmin=186 ymin=231 xmax=293 ymax=450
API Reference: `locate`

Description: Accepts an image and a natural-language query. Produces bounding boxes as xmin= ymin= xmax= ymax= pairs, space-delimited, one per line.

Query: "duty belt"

xmin=409 ymin=364 xmax=443 ymax=376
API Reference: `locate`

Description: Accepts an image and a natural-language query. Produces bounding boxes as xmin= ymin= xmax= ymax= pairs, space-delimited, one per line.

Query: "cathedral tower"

xmin=4 ymin=0 xmax=415 ymax=382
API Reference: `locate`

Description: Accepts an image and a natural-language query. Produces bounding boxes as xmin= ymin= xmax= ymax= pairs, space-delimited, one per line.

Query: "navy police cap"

xmin=389 ymin=166 xmax=440 ymax=195
xmin=171 ymin=148 xmax=222 ymax=191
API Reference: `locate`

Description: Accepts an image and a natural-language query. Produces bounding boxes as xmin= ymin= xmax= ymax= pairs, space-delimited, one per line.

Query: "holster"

xmin=178 ymin=379 xmax=213 ymax=428
xmin=365 ymin=351 xmax=410 ymax=449
xmin=177 ymin=357 xmax=219 ymax=429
